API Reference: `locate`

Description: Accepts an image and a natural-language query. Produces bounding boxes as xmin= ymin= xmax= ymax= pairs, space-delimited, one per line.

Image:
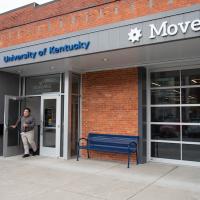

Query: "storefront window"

xmin=150 ymin=68 xmax=200 ymax=162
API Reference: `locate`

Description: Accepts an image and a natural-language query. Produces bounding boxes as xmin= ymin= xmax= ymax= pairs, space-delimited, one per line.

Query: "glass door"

xmin=40 ymin=95 xmax=61 ymax=157
xmin=3 ymin=95 xmax=23 ymax=157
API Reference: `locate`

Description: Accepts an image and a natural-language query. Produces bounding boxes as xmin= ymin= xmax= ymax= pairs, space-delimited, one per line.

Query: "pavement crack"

xmin=126 ymin=165 xmax=179 ymax=200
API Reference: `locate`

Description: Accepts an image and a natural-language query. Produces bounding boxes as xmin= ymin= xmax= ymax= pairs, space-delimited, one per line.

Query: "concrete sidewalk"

xmin=0 ymin=156 xmax=199 ymax=200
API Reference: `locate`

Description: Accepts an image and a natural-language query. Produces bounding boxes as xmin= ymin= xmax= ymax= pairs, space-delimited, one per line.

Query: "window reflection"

xmin=182 ymin=88 xmax=200 ymax=104
xmin=151 ymin=125 xmax=180 ymax=140
xmin=151 ymin=107 xmax=180 ymax=122
xmin=182 ymin=144 xmax=200 ymax=162
xmin=182 ymin=125 xmax=200 ymax=142
xmin=151 ymin=71 xmax=179 ymax=88
xmin=151 ymin=89 xmax=180 ymax=104
xmin=182 ymin=107 xmax=200 ymax=123
xmin=26 ymin=74 xmax=60 ymax=95
xmin=151 ymin=142 xmax=181 ymax=160
xmin=72 ymin=74 xmax=80 ymax=95
xmin=182 ymin=69 xmax=200 ymax=86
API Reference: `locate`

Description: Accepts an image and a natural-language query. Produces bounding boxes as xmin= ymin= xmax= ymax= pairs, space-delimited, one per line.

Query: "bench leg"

xmin=76 ymin=146 xmax=80 ymax=161
xmin=136 ymin=150 xmax=138 ymax=165
xmin=87 ymin=149 xmax=90 ymax=159
xmin=128 ymin=153 xmax=130 ymax=168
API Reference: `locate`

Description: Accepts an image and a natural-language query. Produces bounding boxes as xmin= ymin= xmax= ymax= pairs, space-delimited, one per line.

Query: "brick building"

xmin=0 ymin=0 xmax=200 ymax=166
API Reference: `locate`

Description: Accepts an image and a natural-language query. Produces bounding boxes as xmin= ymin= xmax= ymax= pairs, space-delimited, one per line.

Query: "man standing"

xmin=11 ymin=108 xmax=38 ymax=158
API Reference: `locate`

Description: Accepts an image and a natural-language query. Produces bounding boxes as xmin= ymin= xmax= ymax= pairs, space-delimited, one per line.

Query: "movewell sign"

xmin=128 ymin=18 xmax=200 ymax=43
xmin=149 ymin=19 xmax=200 ymax=39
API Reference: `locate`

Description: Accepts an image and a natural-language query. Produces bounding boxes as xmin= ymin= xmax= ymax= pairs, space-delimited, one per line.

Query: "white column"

xmin=63 ymin=71 xmax=72 ymax=159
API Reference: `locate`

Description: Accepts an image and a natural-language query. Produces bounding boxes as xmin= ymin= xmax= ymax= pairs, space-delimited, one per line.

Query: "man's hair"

xmin=24 ymin=107 xmax=31 ymax=113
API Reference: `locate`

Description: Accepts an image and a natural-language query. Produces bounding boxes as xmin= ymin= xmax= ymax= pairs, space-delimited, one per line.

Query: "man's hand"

xmin=10 ymin=125 xmax=16 ymax=129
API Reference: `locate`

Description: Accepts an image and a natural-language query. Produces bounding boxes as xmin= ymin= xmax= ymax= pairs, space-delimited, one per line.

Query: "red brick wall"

xmin=0 ymin=0 xmax=115 ymax=30
xmin=81 ymin=68 xmax=138 ymax=163
xmin=1 ymin=0 xmax=200 ymax=48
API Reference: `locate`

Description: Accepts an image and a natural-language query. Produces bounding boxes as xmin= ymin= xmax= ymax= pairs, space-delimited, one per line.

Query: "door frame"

xmin=40 ymin=94 xmax=61 ymax=157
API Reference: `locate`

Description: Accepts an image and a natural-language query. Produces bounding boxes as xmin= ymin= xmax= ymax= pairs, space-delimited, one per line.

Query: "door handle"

xmin=4 ymin=124 xmax=8 ymax=129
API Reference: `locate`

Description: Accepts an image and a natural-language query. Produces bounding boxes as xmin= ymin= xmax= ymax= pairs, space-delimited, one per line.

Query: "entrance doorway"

xmin=3 ymin=94 xmax=61 ymax=157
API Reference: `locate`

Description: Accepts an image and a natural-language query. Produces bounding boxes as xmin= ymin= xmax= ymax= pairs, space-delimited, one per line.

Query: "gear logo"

xmin=128 ymin=28 xmax=142 ymax=43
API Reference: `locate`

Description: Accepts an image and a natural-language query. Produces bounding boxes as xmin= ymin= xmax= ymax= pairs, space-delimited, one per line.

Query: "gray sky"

xmin=0 ymin=0 xmax=54 ymax=14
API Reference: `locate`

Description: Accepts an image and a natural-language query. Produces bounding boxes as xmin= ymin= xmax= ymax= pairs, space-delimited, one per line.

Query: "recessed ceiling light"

xmin=103 ymin=58 xmax=109 ymax=62
xmin=191 ymin=79 xmax=197 ymax=84
xmin=17 ymin=70 xmax=22 ymax=74
xmin=50 ymin=66 xmax=55 ymax=70
xmin=151 ymin=82 xmax=161 ymax=87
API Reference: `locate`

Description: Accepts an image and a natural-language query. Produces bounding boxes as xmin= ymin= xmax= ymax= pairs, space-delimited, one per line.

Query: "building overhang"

xmin=0 ymin=5 xmax=200 ymax=75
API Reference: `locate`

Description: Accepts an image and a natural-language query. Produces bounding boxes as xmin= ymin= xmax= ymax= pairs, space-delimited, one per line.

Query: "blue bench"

xmin=77 ymin=133 xmax=139 ymax=168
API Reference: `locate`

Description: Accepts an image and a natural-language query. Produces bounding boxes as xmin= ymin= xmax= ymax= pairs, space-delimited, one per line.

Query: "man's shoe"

xmin=32 ymin=150 xmax=39 ymax=156
xmin=29 ymin=149 xmax=33 ymax=155
xmin=22 ymin=154 xmax=30 ymax=158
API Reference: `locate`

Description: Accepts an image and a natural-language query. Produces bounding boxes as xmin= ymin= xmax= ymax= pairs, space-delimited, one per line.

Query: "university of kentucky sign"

xmin=3 ymin=41 xmax=90 ymax=63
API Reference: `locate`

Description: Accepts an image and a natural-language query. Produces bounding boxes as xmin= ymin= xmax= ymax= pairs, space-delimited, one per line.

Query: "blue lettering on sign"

xmin=3 ymin=41 xmax=91 ymax=63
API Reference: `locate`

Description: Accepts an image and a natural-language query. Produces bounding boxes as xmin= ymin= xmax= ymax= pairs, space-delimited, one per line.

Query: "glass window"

xmin=44 ymin=99 xmax=56 ymax=127
xmin=182 ymin=68 xmax=200 ymax=86
xmin=43 ymin=99 xmax=57 ymax=148
xmin=71 ymin=74 xmax=80 ymax=156
xmin=151 ymin=71 xmax=180 ymax=88
xmin=151 ymin=142 xmax=181 ymax=160
xmin=182 ymin=125 xmax=200 ymax=142
xmin=182 ymin=144 xmax=200 ymax=162
xmin=182 ymin=88 xmax=200 ymax=104
xmin=151 ymin=107 xmax=180 ymax=122
xmin=72 ymin=74 xmax=80 ymax=95
xmin=8 ymin=99 xmax=20 ymax=146
xmin=71 ymin=95 xmax=79 ymax=156
xmin=43 ymin=129 xmax=56 ymax=148
xmin=151 ymin=89 xmax=180 ymax=104
xmin=182 ymin=106 xmax=200 ymax=123
xmin=151 ymin=125 xmax=180 ymax=141
xmin=26 ymin=74 xmax=60 ymax=95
